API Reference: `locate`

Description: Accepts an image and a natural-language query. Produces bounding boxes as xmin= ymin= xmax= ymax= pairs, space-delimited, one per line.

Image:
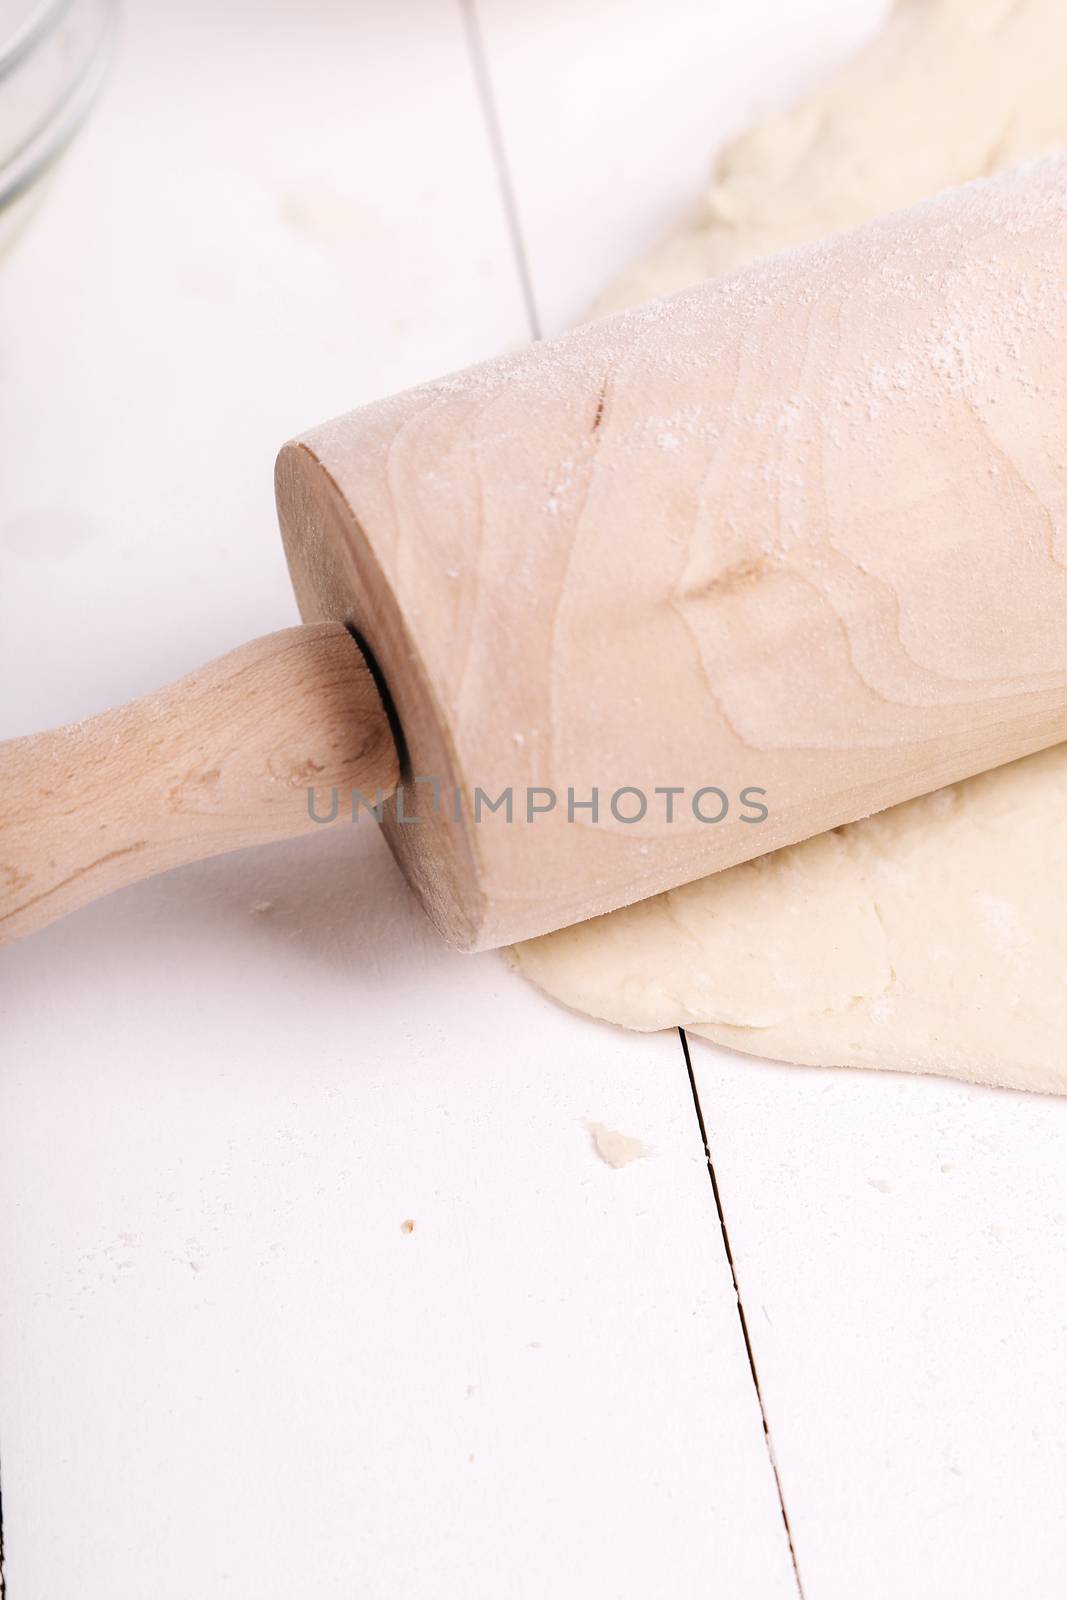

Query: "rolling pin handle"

xmin=0 ymin=621 xmax=400 ymax=946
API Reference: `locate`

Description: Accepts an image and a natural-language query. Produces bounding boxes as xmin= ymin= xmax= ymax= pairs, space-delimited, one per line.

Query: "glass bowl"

xmin=0 ymin=0 xmax=119 ymax=251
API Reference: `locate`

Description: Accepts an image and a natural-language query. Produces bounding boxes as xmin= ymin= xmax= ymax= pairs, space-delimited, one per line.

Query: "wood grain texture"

xmin=278 ymin=156 xmax=1067 ymax=953
xmin=0 ymin=622 xmax=398 ymax=945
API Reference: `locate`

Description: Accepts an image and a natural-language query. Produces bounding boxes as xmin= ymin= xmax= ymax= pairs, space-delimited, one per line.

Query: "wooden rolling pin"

xmin=4 ymin=158 xmax=1067 ymax=951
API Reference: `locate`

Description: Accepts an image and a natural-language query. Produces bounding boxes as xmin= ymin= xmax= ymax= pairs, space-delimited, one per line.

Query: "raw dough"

xmin=517 ymin=746 xmax=1067 ymax=1094
xmin=514 ymin=0 xmax=1067 ymax=1093
xmin=594 ymin=0 xmax=1067 ymax=316
xmin=589 ymin=1123 xmax=650 ymax=1169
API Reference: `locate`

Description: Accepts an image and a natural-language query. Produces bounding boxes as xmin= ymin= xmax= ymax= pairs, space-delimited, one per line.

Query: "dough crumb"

xmin=588 ymin=1121 xmax=649 ymax=1168
xmin=250 ymin=900 xmax=274 ymax=914
xmin=400 ymin=1218 xmax=415 ymax=1235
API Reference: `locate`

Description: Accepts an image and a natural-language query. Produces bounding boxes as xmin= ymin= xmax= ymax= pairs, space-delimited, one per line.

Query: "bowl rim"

xmin=0 ymin=0 xmax=76 ymax=81
xmin=0 ymin=0 xmax=119 ymax=211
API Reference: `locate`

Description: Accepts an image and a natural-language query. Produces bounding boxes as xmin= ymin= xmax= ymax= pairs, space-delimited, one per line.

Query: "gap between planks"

xmin=680 ymin=1028 xmax=806 ymax=1599
xmin=455 ymin=7 xmax=803 ymax=1586
xmin=456 ymin=0 xmax=542 ymax=342
xmin=0 ymin=1436 xmax=6 ymax=1599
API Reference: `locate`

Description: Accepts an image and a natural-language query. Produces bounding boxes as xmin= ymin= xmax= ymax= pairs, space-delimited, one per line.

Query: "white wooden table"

xmin=3 ymin=3 xmax=1066 ymax=1596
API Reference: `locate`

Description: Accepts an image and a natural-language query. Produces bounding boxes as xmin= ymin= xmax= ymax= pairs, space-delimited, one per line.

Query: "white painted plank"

xmin=0 ymin=1 xmax=796 ymax=1594
xmin=0 ymin=844 xmax=798 ymax=1599
xmin=689 ymin=1044 xmax=1067 ymax=1600
xmin=471 ymin=0 xmax=891 ymax=334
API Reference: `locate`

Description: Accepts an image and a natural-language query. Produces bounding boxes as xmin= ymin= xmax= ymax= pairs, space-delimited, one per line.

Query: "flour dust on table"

xmin=513 ymin=0 xmax=1067 ymax=1094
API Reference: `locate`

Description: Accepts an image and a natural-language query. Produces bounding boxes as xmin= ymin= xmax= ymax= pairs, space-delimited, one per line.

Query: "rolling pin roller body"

xmin=278 ymin=157 xmax=1067 ymax=949
xmin=4 ymin=157 xmax=1067 ymax=948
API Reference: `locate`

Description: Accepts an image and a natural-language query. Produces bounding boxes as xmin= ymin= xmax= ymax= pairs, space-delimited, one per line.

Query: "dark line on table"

xmin=457 ymin=0 xmax=542 ymax=341
xmin=679 ymin=1027 xmax=806 ymax=1599
xmin=0 ymin=1430 xmax=6 ymax=1598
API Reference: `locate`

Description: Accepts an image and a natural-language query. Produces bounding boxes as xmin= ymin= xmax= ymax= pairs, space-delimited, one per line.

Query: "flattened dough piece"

xmin=514 ymin=746 xmax=1067 ymax=1093
xmin=594 ymin=0 xmax=1067 ymax=317
xmin=515 ymin=0 xmax=1067 ymax=1092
